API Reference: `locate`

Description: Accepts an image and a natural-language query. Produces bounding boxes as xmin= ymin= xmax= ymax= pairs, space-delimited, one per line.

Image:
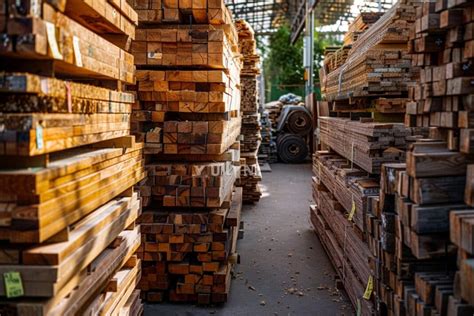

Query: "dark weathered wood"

xmin=412 ymin=176 xmax=465 ymax=205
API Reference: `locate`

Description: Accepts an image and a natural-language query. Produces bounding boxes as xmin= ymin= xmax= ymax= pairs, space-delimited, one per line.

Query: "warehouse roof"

xmin=225 ymin=0 xmax=299 ymax=36
xmin=226 ymin=0 xmax=396 ymax=40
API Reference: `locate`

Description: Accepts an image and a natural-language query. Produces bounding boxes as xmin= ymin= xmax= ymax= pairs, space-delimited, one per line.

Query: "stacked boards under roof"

xmin=128 ymin=0 xmax=244 ymax=304
xmin=402 ymin=0 xmax=474 ymax=314
xmin=315 ymin=0 xmax=474 ymax=314
xmin=235 ymin=19 xmax=263 ymax=204
xmin=313 ymin=1 xmax=428 ymax=315
xmin=0 ymin=0 xmax=144 ymax=314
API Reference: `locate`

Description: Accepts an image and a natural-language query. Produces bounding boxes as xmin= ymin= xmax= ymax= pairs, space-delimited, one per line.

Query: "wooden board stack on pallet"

xmin=343 ymin=12 xmax=385 ymax=46
xmin=406 ymin=0 xmax=474 ymax=149
xmin=258 ymin=110 xmax=278 ymax=164
xmin=311 ymin=4 xmax=437 ymax=314
xmin=235 ymin=20 xmax=262 ymax=203
xmin=366 ymin=159 xmax=463 ymax=316
xmin=137 ymin=187 xmax=242 ymax=304
xmin=378 ymin=0 xmax=474 ymax=314
xmin=310 ymin=117 xmax=420 ymax=315
xmin=319 ymin=0 xmax=422 ymax=117
xmin=319 ymin=117 xmax=411 ymax=174
xmin=310 ymin=151 xmax=378 ymax=315
xmin=128 ymin=0 xmax=243 ymax=304
xmin=0 ymin=1 xmax=146 ymax=313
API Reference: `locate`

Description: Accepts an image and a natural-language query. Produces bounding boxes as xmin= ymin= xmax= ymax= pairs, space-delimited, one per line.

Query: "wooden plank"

xmin=0 ymin=195 xmax=140 ymax=296
xmin=0 ymin=112 xmax=132 ymax=156
xmin=5 ymin=227 xmax=141 ymax=315
xmin=0 ymin=4 xmax=135 ymax=83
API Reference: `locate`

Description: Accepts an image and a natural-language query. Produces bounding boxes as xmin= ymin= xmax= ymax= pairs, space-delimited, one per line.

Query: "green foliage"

xmin=264 ymin=24 xmax=304 ymax=87
xmin=261 ymin=24 xmax=342 ymax=101
xmin=313 ymin=31 xmax=342 ymax=69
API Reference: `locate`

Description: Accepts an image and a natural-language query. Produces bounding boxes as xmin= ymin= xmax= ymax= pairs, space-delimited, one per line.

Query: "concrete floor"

xmin=145 ymin=163 xmax=352 ymax=316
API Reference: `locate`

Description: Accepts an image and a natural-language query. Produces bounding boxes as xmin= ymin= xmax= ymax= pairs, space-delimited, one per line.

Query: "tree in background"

xmin=261 ymin=24 xmax=341 ymax=102
xmin=262 ymin=24 xmax=305 ymax=102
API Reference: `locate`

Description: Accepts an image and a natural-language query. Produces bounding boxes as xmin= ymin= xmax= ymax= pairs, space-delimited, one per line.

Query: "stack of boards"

xmin=128 ymin=0 xmax=244 ymax=304
xmin=311 ymin=2 xmax=425 ymax=315
xmin=258 ymin=111 xmax=278 ymax=164
xmin=313 ymin=0 xmax=474 ymax=315
xmin=311 ymin=120 xmax=420 ymax=315
xmin=0 ymin=0 xmax=145 ymax=314
xmin=396 ymin=0 xmax=474 ymax=314
xmin=319 ymin=0 xmax=419 ymax=116
xmin=235 ymin=20 xmax=262 ymax=204
xmin=342 ymin=12 xmax=384 ymax=46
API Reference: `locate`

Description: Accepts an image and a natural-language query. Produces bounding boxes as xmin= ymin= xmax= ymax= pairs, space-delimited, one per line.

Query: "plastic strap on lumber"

xmin=351 ymin=141 xmax=355 ymax=169
xmin=337 ymin=64 xmax=348 ymax=98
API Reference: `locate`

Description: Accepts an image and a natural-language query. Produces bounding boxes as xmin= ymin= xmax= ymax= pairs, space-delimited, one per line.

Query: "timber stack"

xmin=258 ymin=111 xmax=278 ymax=164
xmin=128 ymin=0 xmax=243 ymax=304
xmin=312 ymin=2 xmax=430 ymax=315
xmin=319 ymin=0 xmax=420 ymax=116
xmin=391 ymin=0 xmax=474 ymax=314
xmin=235 ymin=19 xmax=262 ymax=203
xmin=0 ymin=0 xmax=145 ymax=314
xmin=314 ymin=0 xmax=474 ymax=314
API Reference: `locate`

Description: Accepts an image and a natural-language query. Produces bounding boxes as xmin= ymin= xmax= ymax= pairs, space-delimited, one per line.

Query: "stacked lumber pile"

xmin=128 ymin=0 xmax=233 ymax=25
xmin=374 ymin=0 xmax=474 ymax=314
xmin=0 ymin=1 xmax=145 ymax=313
xmin=264 ymin=101 xmax=284 ymax=129
xmin=137 ymin=187 xmax=242 ymax=304
xmin=406 ymin=0 xmax=474 ymax=147
xmin=129 ymin=0 xmax=243 ymax=304
xmin=366 ymin=158 xmax=466 ymax=315
xmin=311 ymin=151 xmax=377 ymax=315
xmin=343 ymin=12 xmax=384 ymax=46
xmin=0 ymin=0 xmax=136 ymax=82
xmin=235 ymin=20 xmax=262 ymax=203
xmin=319 ymin=0 xmax=421 ymax=117
xmin=321 ymin=0 xmax=418 ymax=101
xmin=319 ymin=117 xmax=411 ymax=174
xmin=313 ymin=3 xmax=431 ymax=301
xmin=314 ymin=1 xmax=474 ymax=315
xmin=132 ymin=25 xmax=239 ymax=70
xmin=311 ymin=115 xmax=422 ymax=314
xmin=140 ymin=161 xmax=237 ymax=208
xmin=258 ymin=111 xmax=278 ymax=164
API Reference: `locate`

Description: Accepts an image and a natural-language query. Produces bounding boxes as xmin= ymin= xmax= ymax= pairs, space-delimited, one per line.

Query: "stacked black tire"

xmin=276 ymin=106 xmax=312 ymax=163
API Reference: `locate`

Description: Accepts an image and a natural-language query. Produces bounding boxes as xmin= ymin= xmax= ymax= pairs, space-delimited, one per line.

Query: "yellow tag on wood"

xmin=348 ymin=199 xmax=356 ymax=221
xmin=4 ymin=272 xmax=24 ymax=298
xmin=363 ymin=275 xmax=373 ymax=300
